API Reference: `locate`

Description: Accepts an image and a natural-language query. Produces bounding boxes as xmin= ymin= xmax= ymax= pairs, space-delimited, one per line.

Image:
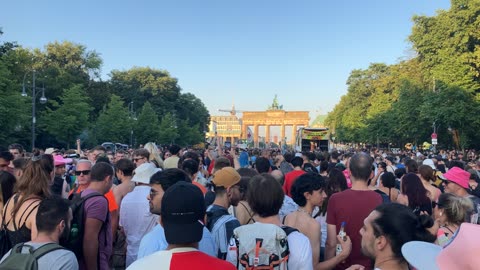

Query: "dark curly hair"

xmin=291 ymin=173 xmax=325 ymax=207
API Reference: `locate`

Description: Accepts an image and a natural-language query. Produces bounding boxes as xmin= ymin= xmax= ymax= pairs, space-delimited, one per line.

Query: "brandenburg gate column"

xmin=292 ymin=125 xmax=297 ymax=145
xmin=265 ymin=125 xmax=270 ymax=145
xmin=242 ymin=124 xmax=247 ymax=140
xmin=280 ymin=124 xmax=285 ymax=143
xmin=254 ymin=124 xmax=259 ymax=148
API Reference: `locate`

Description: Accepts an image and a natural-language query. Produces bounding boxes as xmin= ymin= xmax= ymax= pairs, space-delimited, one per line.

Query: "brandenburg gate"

xmin=207 ymin=96 xmax=310 ymax=147
xmin=242 ymin=110 xmax=309 ymax=146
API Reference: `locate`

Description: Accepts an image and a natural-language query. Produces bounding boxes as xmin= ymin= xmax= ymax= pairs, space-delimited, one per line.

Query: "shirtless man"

xmin=284 ymin=173 xmax=352 ymax=269
xmin=113 ymin=158 xmax=136 ymax=208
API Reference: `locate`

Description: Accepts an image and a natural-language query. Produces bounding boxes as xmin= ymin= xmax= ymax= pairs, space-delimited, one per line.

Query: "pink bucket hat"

xmin=442 ymin=166 xmax=470 ymax=189
xmin=53 ymin=155 xmax=72 ymax=166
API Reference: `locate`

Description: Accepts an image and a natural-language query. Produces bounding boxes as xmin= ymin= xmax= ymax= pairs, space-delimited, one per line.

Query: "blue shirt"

xmin=137 ymin=224 xmax=217 ymax=259
xmin=239 ymin=151 xmax=249 ymax=168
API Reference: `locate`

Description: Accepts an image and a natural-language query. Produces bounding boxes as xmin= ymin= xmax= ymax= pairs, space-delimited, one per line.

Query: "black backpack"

xmin=0 ymin=243 xmax=64 ymax=270
xmin=65 ymin=190 xmax=105 ymax=260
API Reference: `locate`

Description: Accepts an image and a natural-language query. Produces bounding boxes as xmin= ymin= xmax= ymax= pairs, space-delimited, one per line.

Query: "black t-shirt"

xmin=51 ymin=176 xmax=64 ymax=197
xmin=374 ymin=189 xmax=391 ymax=203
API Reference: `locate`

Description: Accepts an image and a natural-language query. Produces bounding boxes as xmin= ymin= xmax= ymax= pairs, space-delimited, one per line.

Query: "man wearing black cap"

xmin=127 ymin=182 xmax=235 ymax=270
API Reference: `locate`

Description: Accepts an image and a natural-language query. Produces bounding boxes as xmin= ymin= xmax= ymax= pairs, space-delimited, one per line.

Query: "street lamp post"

xmin=128 ymin=101 xmax=136 ymax=148
xmin=22 ymin=70 xmax=47 ymax=151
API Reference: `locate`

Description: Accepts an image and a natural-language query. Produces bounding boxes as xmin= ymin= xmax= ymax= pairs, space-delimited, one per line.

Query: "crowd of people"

xmin=0 ymin=140 xmax=479 ymax=270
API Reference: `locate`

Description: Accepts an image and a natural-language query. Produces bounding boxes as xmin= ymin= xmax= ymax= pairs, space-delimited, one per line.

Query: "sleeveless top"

xmin=5 ymin=195 xmax=41 ymax=246
xmin=237 ymin=201 xmax=255 ymax=224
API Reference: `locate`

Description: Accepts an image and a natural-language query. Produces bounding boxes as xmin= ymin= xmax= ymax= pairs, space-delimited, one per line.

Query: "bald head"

xmin=270 ymin=170 xmax=285 ymax=186
xmin=349 ymin=153 xmax=372 ymax=181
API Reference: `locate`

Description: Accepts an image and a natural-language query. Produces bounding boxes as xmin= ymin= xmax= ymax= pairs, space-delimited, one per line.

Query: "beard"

xmin=149 ymin=202 xmax=161 ymax=215
xmin=59 ymin=225 xmax=71 ymax=246
xmin=360 ymin=242 xmax=375 ymax=260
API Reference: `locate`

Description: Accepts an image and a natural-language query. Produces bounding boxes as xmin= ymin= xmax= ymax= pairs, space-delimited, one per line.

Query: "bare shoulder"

xmin=308 ymin=218 xmax=321 ymax=233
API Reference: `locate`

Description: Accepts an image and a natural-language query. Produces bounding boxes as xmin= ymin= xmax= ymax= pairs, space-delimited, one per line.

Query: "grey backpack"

xmin=0 ymin=243 xmax=64 ymax=270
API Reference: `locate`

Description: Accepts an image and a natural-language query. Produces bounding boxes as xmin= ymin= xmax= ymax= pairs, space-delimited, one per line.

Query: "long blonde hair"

xmin=12 ymin=154 xmax=52 ymax=218
xmin=144 ymin=142 xmax=164 ymax=169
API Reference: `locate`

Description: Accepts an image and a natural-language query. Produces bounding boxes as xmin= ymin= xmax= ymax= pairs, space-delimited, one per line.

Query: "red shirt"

xmin=326 ymin=189 xmax=382 ymax=270
xmin=128 ymin=247 xmax=236 ymax=270
xmin=283 ymin=170 xmax=306 ymax=197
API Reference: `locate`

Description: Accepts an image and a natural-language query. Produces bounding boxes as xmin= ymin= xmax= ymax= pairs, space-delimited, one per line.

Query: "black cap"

xmin=161 ymin=182 xmax=205 ymax=244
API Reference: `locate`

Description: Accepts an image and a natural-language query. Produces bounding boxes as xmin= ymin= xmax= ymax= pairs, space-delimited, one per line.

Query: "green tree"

xmin=95 ymin=95 xmax=132 ymax=144
xmin=109 ymin=67 xmax=181 ymax=117
xmin=176 ymin=120 xmax=204 ymax=146
xmin=0 ymin=31 xmax=30 ymax=146
xmin=157 ymin=113 xmax=178 ymax=145
xmin=133 ymin=101 xmax=161 ymax=145
xmin=42 ymin=85 xmax=92 ymax=148
xmin=409 ymin=0 xmax=480 ymax=96
xmin=419 ymin=83 xmax=480 ymax=149
xmin=109 ymin=67 xmax=210 ymax=134
xmin=0 ymin=55 xmax=30 ymax=146
xmin=175 ymin=93 xmax=210 ymax=135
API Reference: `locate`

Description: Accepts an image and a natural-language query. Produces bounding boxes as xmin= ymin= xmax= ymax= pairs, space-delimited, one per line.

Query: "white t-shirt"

xmin=120 ymin=186 xmax=158 ymax=266
xmin=226 ymin=230 xmax=313 ymax=270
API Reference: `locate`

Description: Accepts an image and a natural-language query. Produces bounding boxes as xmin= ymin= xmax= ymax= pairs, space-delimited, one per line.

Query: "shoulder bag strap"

xmin=33 ymin=243 xmax=64 ymax=260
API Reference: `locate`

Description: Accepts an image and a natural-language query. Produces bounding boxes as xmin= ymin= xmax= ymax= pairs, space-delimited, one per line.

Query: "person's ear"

xmin=303 ymin=191 xmax=311 ymax=200
xmin=59 ymin=219 xmax=66 ymax=232
xmin=376 ymin=235 xmax=388 ymax=251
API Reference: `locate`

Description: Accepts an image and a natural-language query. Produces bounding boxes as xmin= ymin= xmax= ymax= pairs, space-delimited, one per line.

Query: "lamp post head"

xmin=21 ymin=85 xmax=27 ymax=97
xmin=39 ymin=96 xmax=47 ymax=104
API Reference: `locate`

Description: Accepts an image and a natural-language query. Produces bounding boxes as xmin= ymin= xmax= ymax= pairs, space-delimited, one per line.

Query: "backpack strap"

xmin=206 ymin=206 xmax=230 ymax=231
xmin=81 ymin=192 xmax=105 ymax=202
xmin=281 ymin=226 xmax=298 ymax=236
xmin=68 ymin=186 xmax=81 ymax=200
xmin=10 ymin=243 xmax=34 ymax=254
xmin=32 ymin=243 xmax=64 ymax=260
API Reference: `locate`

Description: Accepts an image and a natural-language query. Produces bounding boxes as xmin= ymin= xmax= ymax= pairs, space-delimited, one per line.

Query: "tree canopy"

xmin=0 ymin=32 xmax=210 ymax=150
xmin=326 ymin=0 xmax=480 ymax=149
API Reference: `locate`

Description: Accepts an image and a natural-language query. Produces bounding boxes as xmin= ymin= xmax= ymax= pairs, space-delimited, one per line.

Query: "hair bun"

xmin=418 ymin=214 xmax=434 ymax=229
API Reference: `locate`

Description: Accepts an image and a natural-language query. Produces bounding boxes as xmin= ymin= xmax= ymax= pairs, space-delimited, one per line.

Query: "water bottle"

xmin=70 ymin=224 xmax=79 ymax=239
xmin=336 ymin=221 xmax=346 ymax=256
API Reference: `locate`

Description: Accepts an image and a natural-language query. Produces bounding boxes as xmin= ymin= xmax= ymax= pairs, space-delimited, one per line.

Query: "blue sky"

xmin=2 ymin=0 xmax=450 ymax=121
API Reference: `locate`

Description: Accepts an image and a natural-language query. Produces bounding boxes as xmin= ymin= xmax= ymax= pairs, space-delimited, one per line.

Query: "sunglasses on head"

xmin=75 ymin=170 xmax=91 ymax=176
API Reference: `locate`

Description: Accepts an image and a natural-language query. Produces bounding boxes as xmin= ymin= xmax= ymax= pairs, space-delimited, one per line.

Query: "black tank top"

xmin=5 ymin=195 xmax=41 ymax=246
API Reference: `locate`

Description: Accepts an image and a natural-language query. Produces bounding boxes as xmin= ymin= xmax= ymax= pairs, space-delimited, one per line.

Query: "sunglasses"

xmin=133 ymin=157 xmax=145 ymax=162
xmin=75 ymin=170 xmax=91 ymax=176
xmin=432 ymin=201 xmax=443 ymax=209
xmin=443 ymin=180 xmax=453 ymax=186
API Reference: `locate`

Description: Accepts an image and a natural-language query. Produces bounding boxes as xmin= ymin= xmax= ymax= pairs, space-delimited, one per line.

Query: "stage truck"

xmin=295 ymin=127 xmax=332 ymax=152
